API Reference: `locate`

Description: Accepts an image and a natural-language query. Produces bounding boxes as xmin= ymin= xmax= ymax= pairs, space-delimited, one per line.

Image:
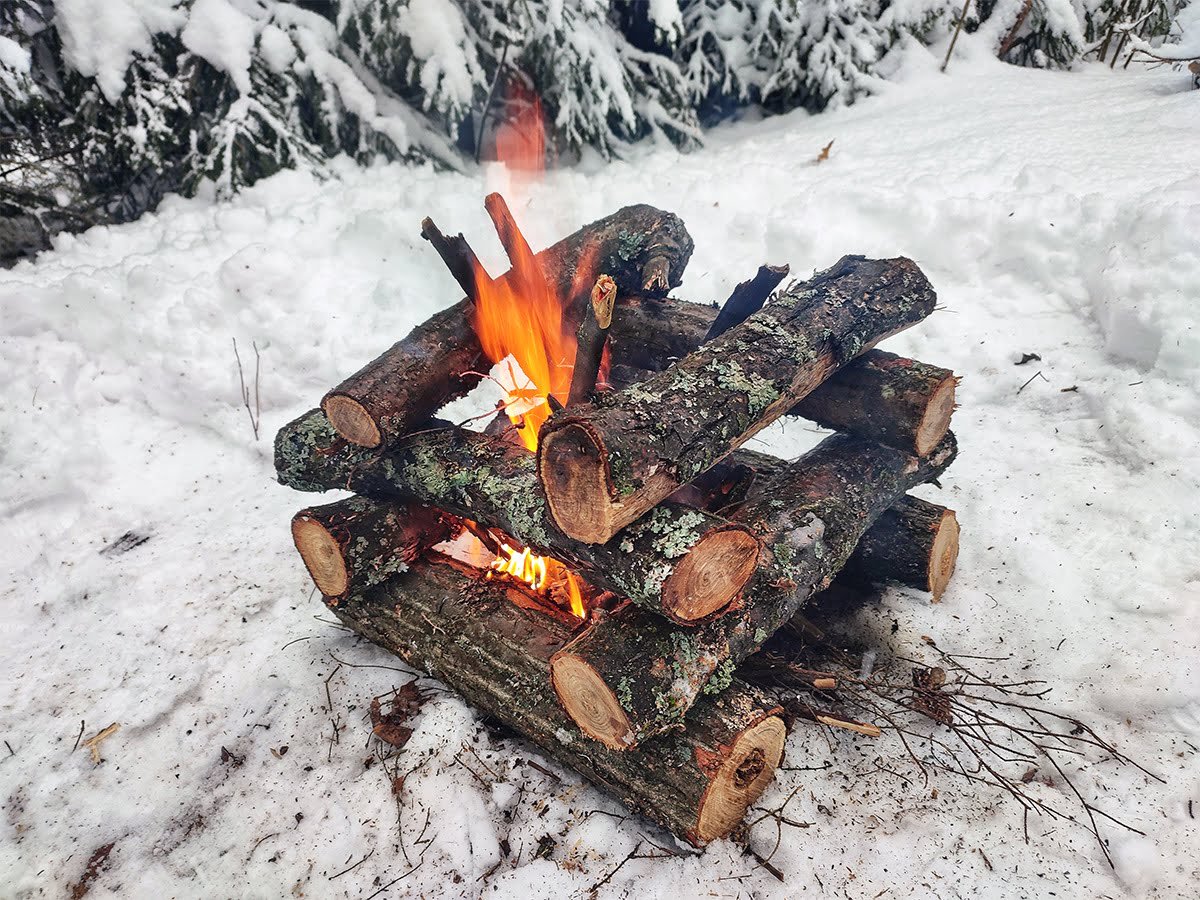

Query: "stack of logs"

xmin=276 ymin=199 xmax=962 ymax=848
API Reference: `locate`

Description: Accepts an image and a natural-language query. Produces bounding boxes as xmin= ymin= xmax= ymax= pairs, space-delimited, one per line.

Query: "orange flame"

xmin=473 ymin=85 xmax=607 ymax=452
xmin=487 ymin=543 xmax=586 ymax=619
xmin=490 ymin=543 xmax=547 ymax=590
xmin=564 ymin=570 xmax=585 ymax=619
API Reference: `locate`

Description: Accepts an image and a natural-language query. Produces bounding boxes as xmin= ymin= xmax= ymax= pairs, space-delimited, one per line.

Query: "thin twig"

xmin=329 ymin=849 xmax=374 ymax=880
xmin=942 ymin=0 xmax=973 ymax=72
xmin=232 ymin=338 xmax=261 ymax=440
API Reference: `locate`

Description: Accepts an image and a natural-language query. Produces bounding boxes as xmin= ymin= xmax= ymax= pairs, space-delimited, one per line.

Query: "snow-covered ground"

xmin=2 ymin=44 xmax=1198 ymax=899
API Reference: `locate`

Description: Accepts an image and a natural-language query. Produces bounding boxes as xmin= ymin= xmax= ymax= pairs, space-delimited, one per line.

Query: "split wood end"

xmin=929 ymin=509 xmax=960 ymax=601
xmin=292 ymin=514 xmax=349 ymax=598
xmin=694 ymin=715 xmax=786 ymax=843
xmin=915 ymin=375 xmax=958 ymax=457
xmin=662 ymin=527 xmax=759 ymax=623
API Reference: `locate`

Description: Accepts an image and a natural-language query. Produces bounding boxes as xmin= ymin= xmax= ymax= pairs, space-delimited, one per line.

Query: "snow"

xmin=180 ymin=0 xmax=257 ymax=97
xmin=257 ymin=23 xmax=297 ymax=75
xmin=396 ymin=0 xmax=481 ymax=112
xmin=648 ymin=0 xmax=684 ymax=41
xmin=54 ymin=0 xmax=187 ymax=103
xmin=3 ymin=42 xmax=1200 ymax=898
xmin=0 ymin=34 xmax=31 ymax=73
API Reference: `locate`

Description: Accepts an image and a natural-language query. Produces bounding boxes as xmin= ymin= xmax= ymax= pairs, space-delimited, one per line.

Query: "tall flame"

xmin=473 ymin=84 xmax=607 ymax=452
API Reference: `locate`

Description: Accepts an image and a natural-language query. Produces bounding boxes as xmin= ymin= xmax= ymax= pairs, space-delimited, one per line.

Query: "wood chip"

xmin=81 ymin=723 xmax=120 ymax=764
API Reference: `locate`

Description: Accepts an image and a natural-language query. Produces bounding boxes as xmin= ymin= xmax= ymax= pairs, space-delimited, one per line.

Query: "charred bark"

xmin=331 ymin=559 xmax=786 ymax=846
xmin=704 ymin=264 xmax=790 ymax=342
xmin=537 ymin=256 xmax=939 ymax=544
xmin=322 ymin=205 xmax=695 ymax=449
xmin=550 ymin=431 xmax=957 ymax=749
xmin=275 ymin=409 xmax=758 ymax=624
xmin=568 ymin=275 xmax=617 ymax=406
xmin=420 ymin=216 xmax=488 ymax=302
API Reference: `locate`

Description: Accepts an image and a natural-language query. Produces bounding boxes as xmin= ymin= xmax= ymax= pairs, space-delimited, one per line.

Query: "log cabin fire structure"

xmin=275 ymin=197 xmax=961 ymax=846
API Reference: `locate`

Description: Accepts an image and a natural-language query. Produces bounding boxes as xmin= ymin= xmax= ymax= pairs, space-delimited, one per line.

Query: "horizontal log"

xmin=537 ymin=256 xmax=940 ymax=544
xmin=549 ymin=431 xmax=957 ymax=749
xmin=610 ymin=294 xmax=956 ymax=457
xmin=842 ymin=495 xmax=960 ymax=600
xmin=275 ymin=410 xmax=759 ymax=624
xmin=290 ymin=497 xmax=452 ymax=604
xmin=791 ymin=352 xmax=957 ymax=457
xmin=677 ymin=452 xmax=960 ymax=600
xmin=331 ymin=559 xmax=786 ymax=846
xmin=322 ymin=300 xmax=485 ymax=449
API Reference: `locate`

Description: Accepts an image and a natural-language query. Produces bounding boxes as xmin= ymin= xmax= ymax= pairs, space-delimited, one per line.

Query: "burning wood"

xmin=276 ymin=410 xmax=760 ymax=624
xmin=278 ymin=199 xmax=969 ymax=845
xmin=321 ymin=202 xmax=693 ymax=450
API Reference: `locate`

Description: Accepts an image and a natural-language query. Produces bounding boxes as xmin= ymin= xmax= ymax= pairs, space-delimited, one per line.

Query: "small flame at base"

xmin=489 ymin=543 xmax=547 ymax=591
xmin=484 ymin=541 xmax=587 ymax=620
xmin=564 ymin=570 xmax=585 ymax=619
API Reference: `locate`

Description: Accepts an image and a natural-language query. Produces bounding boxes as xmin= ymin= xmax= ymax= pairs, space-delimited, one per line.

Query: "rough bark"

xmin=331 ymin=559 xmax=786 ymax=846
xmin=290 ymin=497 xmax=452 ymax=603
xmin=608 ymin=297 xmax=956 ymax=457
xmin=704 ymin=264 xmax=790 ymax=342
xmin=550 ymin=431 xmax=957 ymax=749
xmin=537 ymin=256 xmax=940 ymax=544
xmin=321 ymin=204 xmax=695 ymax=449
xmin=842 ymin=496 xmax=960 ymax=600
xmin=791 ymin=351 xmax=957 ymax=457
xmin=679 ymin=456 xmax=961 ymax=600
xmin=275 ymin=409 xmax=759 ymax=624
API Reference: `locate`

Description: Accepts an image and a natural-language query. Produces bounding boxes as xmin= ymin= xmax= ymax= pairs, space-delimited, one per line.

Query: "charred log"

xmin=331 ymin=559 xmax=786 ymax=846
xmin=420 ymin=217 xmax=488 ymax=302
xmin=537 ymin=256 xmax=939 ymax=544
xmin=704 ymin=264 xmax=790 ymax=342
xmin=549 ymin=431 xmax=957 ymax=749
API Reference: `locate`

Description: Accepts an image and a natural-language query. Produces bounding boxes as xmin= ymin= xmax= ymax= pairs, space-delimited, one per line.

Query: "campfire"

xmin=278 ymin=186 xmax=963 ymax=846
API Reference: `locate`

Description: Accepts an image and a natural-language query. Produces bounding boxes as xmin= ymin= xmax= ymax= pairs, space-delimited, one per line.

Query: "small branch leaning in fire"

xmin=568 ymin=274 xmax=617 ymax=406
xmin=484 ymin=193 xmax=541 ymax=295
xmin=420 ymin=217 xmax=490 ymax=302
